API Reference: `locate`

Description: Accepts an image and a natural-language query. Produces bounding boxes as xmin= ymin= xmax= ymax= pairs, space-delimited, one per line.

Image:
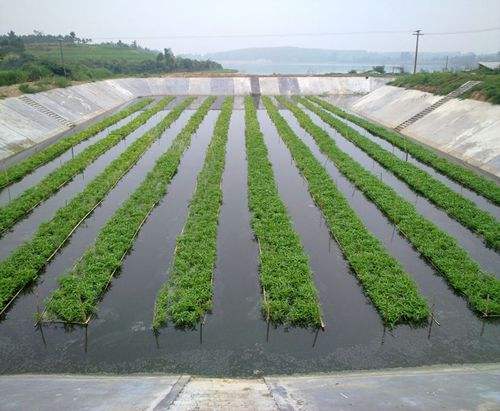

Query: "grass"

xmin=282 ymin=97 xmax=500 ymax=317
xmin=298 ymin=97 xmax=500 ymax=251
xmin=43 ymin=97 xmax=215 ymax=323
xmin=309 ymin=96 xmax=500 ymax=206
xmin=0 ymin=98 xmax=151 ymax=190
xmin=244 ymin=96 xmax=322 ymax=328
xmin=26 ymin=43 xmax=158 ymax=63
xmin=153 ymin=97 xmax=233 ymax=329
xmin=265 ymin=97 xmax=429 ymax=326
xmin=0 ymin=97 xmax=194 ymax=315
xmin=388 ymin=70 xmax=500 ymax=104
xmin=0 ymin=97 xmax=173 ymax=235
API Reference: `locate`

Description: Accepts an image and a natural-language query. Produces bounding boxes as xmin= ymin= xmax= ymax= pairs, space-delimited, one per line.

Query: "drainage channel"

xmin=0 ymin=109 xmax=195 ymax=373
xmin=309 ymin=102 xmax=500 ymax=219
xmin=0 ymin=110 xmax=169 ymax=261
xmin=0 ymin=110 xmax=144 ymax=206
xmin=259 ymin=109 xmax=382 ymax=355
xmin=81 ymin=111 xmax=217 ymax=371
xmin=278 ymin=108 xmax=500 ymax=369
xmin=300 ymin=106 xmax=500 ymax=277
xmin=204 ymin=110 xmax=262 ymax=341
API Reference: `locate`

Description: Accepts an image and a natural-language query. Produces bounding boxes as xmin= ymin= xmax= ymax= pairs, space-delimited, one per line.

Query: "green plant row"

xmin=308 ymin=96 xmax=500 ymax=206
xmin=0 ymin=96 xmax=174 ymax=236
xmin=244 ymin=96 xmax=322 ymax=328
xmin=0 ymin=98 xmax=152 ymax=190
xmin=264 ymin=97 xmax=429 ymax=326
xmin=297 ymin=97 xmax=500 ymax=251
xmin=282 ymin=97 xmax=500 ymax=317
xmin=43 ymin=97 xmax=215 ymax=324
xmin=153 ymin=97 xmax=233 ymax=329
xmin=0 ymin=97 xmax=194 ymax=315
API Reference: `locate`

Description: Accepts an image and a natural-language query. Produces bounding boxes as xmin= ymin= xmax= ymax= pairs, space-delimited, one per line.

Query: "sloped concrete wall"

xmin=0 ymin=76 xmax=390 ymax=161
xmin=351 ymin=85 xmax=442 ymax=128
xmin=350 ymin=85 xmax=500 ymax=178
xmin=405 ymin=98 xmax=500 ymax=177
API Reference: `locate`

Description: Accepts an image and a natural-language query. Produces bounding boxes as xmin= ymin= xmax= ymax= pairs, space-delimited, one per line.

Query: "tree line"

xmin=0 ymin=31 xmax=223 ymax=88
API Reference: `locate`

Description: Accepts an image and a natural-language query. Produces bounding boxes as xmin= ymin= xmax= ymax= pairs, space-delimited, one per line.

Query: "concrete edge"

xmin=1 ymin=362 xmax=499 ymax=380
xmin=152 ymin=375 xmax=191 ymax=410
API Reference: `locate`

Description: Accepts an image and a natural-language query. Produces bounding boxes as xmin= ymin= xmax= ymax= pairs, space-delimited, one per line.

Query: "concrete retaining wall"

xmin=0 ymin=76 xmax=390 ymax=161
xmin=350 ymin=85 xmax=500 ymax=178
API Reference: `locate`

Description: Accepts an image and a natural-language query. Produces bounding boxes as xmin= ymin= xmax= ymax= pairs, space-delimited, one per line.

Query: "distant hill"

xmin=184 ymin=46 xmax=499 ymax=66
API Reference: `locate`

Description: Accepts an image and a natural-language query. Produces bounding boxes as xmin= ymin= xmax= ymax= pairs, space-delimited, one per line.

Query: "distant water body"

xmin=217 ymin=60 xmax=468 ymax=74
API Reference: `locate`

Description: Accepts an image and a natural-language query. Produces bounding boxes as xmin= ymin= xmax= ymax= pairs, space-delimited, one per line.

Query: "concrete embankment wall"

xmin=0 ymin=76 xmax=389 ymax=161
xmin=350 ymin=85 xmax=500 ymax=179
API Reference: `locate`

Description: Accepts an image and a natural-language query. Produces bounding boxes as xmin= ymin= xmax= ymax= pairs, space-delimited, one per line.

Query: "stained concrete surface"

xmin=0 ymin=364 xmax=498 ymax=410
xmin=0 ymin=76 xmax=388 ymax=160
xmin=349 ymin=85 xmax=500 ymax=179
xmin=1 ymin=76 xmax=498 ymax=180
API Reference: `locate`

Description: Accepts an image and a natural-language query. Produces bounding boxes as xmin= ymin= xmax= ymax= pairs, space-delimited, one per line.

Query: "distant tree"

xmin=372 ymin=65 xmax=385 ymax=74
xmin=0 ymin=31 xmax=25 ymax=56
xmin=164 ymin=48 xmax=175 ymax=69
xmin=156 ymin=52 xmax=164 ymax=63
xmin=69 ymin=31 xmax=76 ymax=43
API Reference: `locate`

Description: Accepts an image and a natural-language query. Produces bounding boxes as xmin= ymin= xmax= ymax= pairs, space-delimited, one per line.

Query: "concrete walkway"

xmin=0 ymin=364 xmax=499 ymax=410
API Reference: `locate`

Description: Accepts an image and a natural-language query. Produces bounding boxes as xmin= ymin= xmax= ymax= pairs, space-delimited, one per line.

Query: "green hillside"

xmin=0 ymin=31 xmax=224 ymax=94
xmin=26 ymin=43 xmax=158 ymax=63
xmin=389 ymin=69 xmax=500 ymax=104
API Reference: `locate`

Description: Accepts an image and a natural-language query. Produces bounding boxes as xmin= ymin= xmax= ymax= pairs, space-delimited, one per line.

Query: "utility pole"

xmin=58 ymin=39 xmax=67 ymax=78
xmin=412 ymin=29 xmax=423 ymax=74
xmin=444 ymin=55 xmax=449 ymax=71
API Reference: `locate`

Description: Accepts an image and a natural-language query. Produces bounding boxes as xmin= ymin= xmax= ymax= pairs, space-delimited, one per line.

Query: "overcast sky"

xmin=1 ymin=0 xmax=499 ymax=54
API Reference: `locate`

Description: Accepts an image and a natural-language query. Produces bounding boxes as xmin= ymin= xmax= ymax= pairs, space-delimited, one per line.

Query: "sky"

xmin=1 ymin=0 xmax=499 ymax=54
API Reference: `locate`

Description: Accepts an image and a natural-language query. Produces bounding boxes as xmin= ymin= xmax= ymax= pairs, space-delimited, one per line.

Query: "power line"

xmin=425 ymin=27 xmax=500 ymax=35
xmin=88 ymin=26 xmax=500 ymax=41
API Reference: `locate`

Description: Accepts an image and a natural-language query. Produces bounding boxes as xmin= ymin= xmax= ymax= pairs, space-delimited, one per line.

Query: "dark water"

xmin=0 ymin=111 xmax=169 ymax=261
xmin=297 ymin=107 xmax=500 ymax=276
xmin=0 ymin=109 xmax=499 ymax=377
xmin=303 ymin=100 xmax=500 ymax=220
xmin=0 ymin=110 xmax=143 ymax=206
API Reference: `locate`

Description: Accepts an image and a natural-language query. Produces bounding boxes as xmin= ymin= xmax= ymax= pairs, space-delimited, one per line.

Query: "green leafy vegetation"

xmin=0 ymin=98 xmax=151 ymax=190
xmin=244 ymin=96 xmax=322 ymax=328
xmin=0 ymin=31 xmax=223 ymax=87
xmin=389 ymin=70 xmax=500 ymax=104
xmin=0 ymin=97 xmax=194 ymax=314
xmin=153 ymin=97 xmax=233 ymax=329
xmin=282 ymin=97 xmax=500 ymax=317
xmin=43 ymin=97 xmax=215 ymax=324
xmin=309 ymin=96 xmax=500 ymax=206
xmin=298 ymin=97 xmax=500 ymax=250
xmin=265 ymin=97 xmax=429 ymax=326
xmin=0 ymin=97 xmax=173 ymax=235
